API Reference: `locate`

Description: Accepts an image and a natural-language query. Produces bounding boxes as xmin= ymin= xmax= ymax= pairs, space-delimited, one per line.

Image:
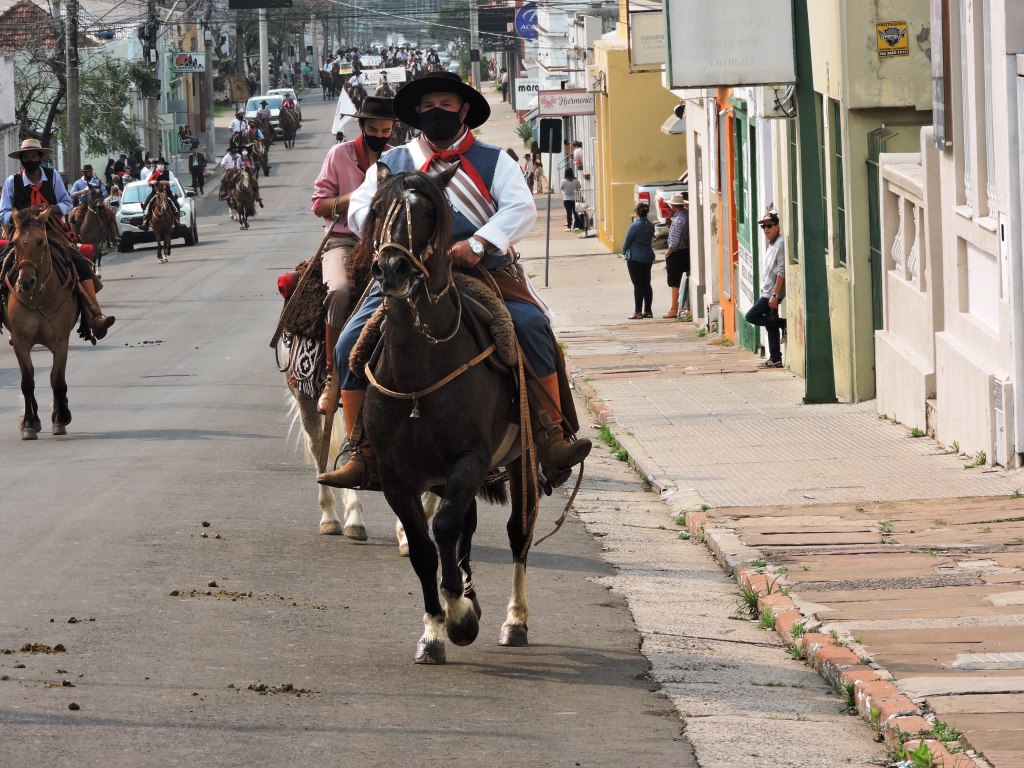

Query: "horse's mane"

xmin=347 ymin=169 xmax=454 ymax=295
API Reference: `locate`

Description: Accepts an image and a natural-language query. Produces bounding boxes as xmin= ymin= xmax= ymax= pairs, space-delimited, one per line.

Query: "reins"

xmin=5 ymin=220 xmax=75 ymax=318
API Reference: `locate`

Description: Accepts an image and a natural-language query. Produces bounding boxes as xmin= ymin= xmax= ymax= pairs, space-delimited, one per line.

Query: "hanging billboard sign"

xmin=538 ymin=89 xmax=595 ymax=116
xmin=629 ymin=10 xmax=666 ymax=71
xmin=664 ymin=0 xmax=795 ymax=88
xmin=171 ymin=51 xmax=205 ymax=74
xmin=515 ymin=3 xmax=539 ymax=40
xmin=360 ymin=67 xmax=407 ymax=86
xmin=514 ymin=78 xmax=540 ymax=111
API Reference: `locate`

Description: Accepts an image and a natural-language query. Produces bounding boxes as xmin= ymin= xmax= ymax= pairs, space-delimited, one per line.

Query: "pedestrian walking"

xmin=532 ymin=160 xmax=546 ymax=195
xmin=745 ymin=205 xmax=787 ymax=367
xmin=622 ymin=202 xmax=656 ymax=319
xmin=663 ymin=192 xmax=690 ymax=318
xmin=560 ymin=168 xmax=581 ymax=230
xmin=499 ymin=68 xmax=509 ymax=102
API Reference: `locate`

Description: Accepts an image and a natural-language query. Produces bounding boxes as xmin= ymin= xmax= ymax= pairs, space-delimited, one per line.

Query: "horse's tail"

xmin=286 ymin=384 xmax=344 ymax=469
xmin=477 ymin=477 xmax=508 ymax=506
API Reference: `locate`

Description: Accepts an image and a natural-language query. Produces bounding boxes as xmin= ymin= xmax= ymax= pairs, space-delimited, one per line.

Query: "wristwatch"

xmin=467 ymin=237 xmax=485 ymax=256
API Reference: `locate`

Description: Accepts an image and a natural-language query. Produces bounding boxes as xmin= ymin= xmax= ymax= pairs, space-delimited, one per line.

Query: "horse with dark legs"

xmin=2 ymin=207 xmax=81 ymax=439
xmin=228 ymin=169 xmax=257 ymax=230
xmin=150 ymin=185 xmax=175 ymax=263
xmin=280 ymin=109 xmax=300 ymax=150
xmin=352 ymin=166 xmax=538 ymax=663
xmin=72 ymin=191 xmax=117 ymax=277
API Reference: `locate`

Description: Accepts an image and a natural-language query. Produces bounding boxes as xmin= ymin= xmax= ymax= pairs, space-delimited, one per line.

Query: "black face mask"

xmin=418 ymin=107 xmax=463 ymax=144
xmin=21 ymin=159 xmax=41 ymax=173
xmin=363 ymin=133 xmax=389 ymax=153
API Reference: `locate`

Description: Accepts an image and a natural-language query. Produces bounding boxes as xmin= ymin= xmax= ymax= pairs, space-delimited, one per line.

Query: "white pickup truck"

xmin=634 ymin=171 xmax=687 ymax=240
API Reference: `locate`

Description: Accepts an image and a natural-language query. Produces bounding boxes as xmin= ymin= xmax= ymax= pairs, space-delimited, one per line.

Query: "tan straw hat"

xmin=8 ymin=138 xmax=55 ymax=160
xmin=667 ymin=192 xmax=688 ymax=206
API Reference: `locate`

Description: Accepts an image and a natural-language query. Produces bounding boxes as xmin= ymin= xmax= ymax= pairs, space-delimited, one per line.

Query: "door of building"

xmin=732 ymin=101 xmax=759 ymax=352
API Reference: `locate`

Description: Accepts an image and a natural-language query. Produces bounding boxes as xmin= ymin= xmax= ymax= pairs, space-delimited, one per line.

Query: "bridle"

xmin=373 ymin=189 xmax=459 ymax=345
xmin=5 ymin=219 xmax=73 ymax=317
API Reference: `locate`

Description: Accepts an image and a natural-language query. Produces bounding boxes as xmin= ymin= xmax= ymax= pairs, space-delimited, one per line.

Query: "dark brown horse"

xmin=279 ymin=109 xmax=299 ymax=150
xmin=353 ymin=166 xmax=539 ymax=664
xmin=150 ymin=185 xmax=175 ymax=263
xmin=2 ymin=207 xmax=81 ymax=439
xmin=72 ymin=192 xmax=117 ymax=276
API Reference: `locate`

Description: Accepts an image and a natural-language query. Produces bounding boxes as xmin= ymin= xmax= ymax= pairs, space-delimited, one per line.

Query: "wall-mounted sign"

xmin=514 ymin=78 xmax=540 ymax=111
xmin=171 ymin=51 xmax=205 ymax=73
xmin=538 ymin=89 xmax=595 ymax=116
xmin=876 ymin=21 xmax=909 ymax=58
xmin=515 ymin=2 xmax=538 ymax=41
xmin=629 ymin=10 xmax=665 ymax=71
xmin=665 ymin=0 xmax=795 ymax=88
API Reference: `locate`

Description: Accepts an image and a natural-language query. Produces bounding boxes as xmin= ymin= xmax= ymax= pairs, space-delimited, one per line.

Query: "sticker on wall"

xmin=876 ymin=21 xmax=909 ymax=58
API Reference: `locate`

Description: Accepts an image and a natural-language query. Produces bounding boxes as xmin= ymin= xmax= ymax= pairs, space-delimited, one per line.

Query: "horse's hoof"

xmin=445 ymin=598 xmax=480 ymax=647
xmin=52 ymin=423 xmax=67 ymax=436
xmin=21 ymin=428 xmax=38 ymax=441
xmin=343 ymin=524 xmax=368 ymax=542
xmin=399 ymin=543 xmax=410 ymax=557
xmin=414 ymin=639 xmax=446 ymax=664
xmin=319 ymin=520 xmax=343 ymax=535
xmin=467 ymin=592 xmax=483 ymax=620
xmin=499 ymin=622 xmax=529 ymax=647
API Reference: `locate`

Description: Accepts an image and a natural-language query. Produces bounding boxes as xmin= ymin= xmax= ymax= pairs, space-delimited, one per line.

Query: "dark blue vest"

xmin=379 ymin=140 xmax=506 ymax=269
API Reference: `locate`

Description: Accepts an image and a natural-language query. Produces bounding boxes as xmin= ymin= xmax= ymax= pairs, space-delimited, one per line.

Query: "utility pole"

xmin=235 ymin=10 xmax=245 ymax=80
xmin=793 ymin=0 xmax=837 ymax=403
xmin=64 ymin=0 xmax=81 ymax=175
xmin=146 ymin=0 xmax=159 ymax=156
xmin=204 ymin=0 xmax=214 ymax=145
xmin=259 ymin=8 xmax=270 ymax=93
xmin=469 ymin=0 xmax=480 ymax=88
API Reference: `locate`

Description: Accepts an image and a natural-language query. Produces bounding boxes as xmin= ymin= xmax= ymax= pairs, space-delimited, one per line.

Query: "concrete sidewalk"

xmin=474 ymin=92 xmax=1024 ymax=766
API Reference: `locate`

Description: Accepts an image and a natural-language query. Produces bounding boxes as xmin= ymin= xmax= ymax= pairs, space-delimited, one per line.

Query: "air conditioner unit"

xmin=755 ymin=86 xmax=795 ymax=119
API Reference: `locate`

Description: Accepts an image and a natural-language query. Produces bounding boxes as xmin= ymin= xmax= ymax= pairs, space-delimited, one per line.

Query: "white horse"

xmin=286 ymin=377 xmax=438 ymax=553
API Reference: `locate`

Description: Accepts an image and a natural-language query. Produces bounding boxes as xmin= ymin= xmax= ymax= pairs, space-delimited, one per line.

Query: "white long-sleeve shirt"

xmin=348 ymin=132 xmax=536 ymax=256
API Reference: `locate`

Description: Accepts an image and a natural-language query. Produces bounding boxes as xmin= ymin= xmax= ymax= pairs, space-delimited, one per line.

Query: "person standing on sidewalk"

xmin=310 ymin=96 xmax=397 ymax=414
xmin=662 ymin=192 xmax=689 ymax=318
xmin=622 ymin=202 xmax=655 ymax=319
xmin=188 ymin=145 xmax=207 ymax=195
xmin=560 ymin=168 xmax=581 ymax=230
xmin=745 ymin=206 xmax=787 ymax=368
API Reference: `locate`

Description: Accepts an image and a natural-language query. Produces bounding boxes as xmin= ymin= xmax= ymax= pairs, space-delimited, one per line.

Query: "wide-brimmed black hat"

xmin=393 ymin=71 xmax=490 ymax=129
xmin=353 ymin=96 xmax=397 ymax=121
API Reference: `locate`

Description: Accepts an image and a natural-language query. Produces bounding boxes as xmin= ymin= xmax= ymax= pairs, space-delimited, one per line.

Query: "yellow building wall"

xmin=593 ymin=39 xmax=686 ymax=252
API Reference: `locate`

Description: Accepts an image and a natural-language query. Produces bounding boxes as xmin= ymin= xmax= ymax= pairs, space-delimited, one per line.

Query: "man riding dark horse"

xmin=139 ymin=158 xmax=181 ymax=230
xmin=0 ymin=139 xmax=115 ymax=339
xmin=318 ymin=72 xmax=591 ymax=492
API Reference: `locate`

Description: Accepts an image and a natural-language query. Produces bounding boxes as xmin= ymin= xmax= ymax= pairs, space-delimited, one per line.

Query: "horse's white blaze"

xmin=505 ymin=560 xmax=529 ymax=627
xmin=422 ymin=612 xmax=445 ymax=644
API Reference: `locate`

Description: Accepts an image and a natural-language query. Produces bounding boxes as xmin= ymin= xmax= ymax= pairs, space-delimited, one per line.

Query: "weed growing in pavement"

xmin=922 ymin=548 xmax=939 ymax=556
xmin=737 ymin=581 xmax=761 ymax=615
xmin=829 ymin=628 xmax=839 ymax=640
xmin=950 ymin=440 xmax=960 ymax=454
xmin=678 ymin=311 xmax=693 ymax=322
xmin=802 ymin=564 xmax=811 ymax=571
xmin=785 ymin=644 xmax=804 ymax=660
xmin=750 ymin=559 xmax=767 ymax=568
xmin=759 ymin=606 xmax=776 ymax=630
xmin=842 ymin=682 xmax=857 ymax=713
xmin=598 ymin=426 xmax=628 ymax=461
xmin=697 ymin=327 xmax=708 ymax=337
xmin=715 ymin=338 xmax=732 ymax=347
xmin=856 ymin=506 xmax=866 ymax=512
xmin=775 ymin=566 xmax=789 ymax=575
xmin=902 ymin=740 xmax=942 ymax=767
xmin=854 ymin=636 xmax=864 ymax=644
xmin=982 ymin=526 xmax=993 ymax=533
xmin=869 ymin=706 xmax=882 ymax=736
xmin=932 ymin=519 xmax=949 ymax=527
xmin=674 ymin=513 xmax=687 ymax=527
xmin=677 ymin=531 xmax=690 ymax=540
xmin=792 ymin=622 xmax=806 ymax=640
xmin=884 ymin=728 xmax=912 ymax=764
xmin=964 ymin=449 xmax=988 ymax=468
xmin=910 ymin=427 xmax=926 ymax=438
xmin=700 ymin=503 xmax=711 ymax=512
xmin=930 ymin=719 xmax=962 ymax=743
xmin=879 ymin=520 xmax=894 ymax=534
xmin=859 ymin=657 xmax=873 ymax=665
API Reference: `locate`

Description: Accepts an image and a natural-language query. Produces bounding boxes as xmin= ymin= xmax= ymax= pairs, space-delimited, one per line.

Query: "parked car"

xmin=244 ymin=95 xmax=284 ymax=137
xmin=634 ymin=171 xmax=687 ymax=240
xmin=115 ymin=178 xmax=197 ymax=252
xmin=266 ymin=88 xmax=302 ymax=121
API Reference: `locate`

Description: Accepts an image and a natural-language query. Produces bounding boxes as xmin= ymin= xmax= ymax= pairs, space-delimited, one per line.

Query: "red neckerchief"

xmin=149 ymin=169 xmax=165 ymax=185
xmin=352 ymin=134 xmax=374 ymax=173
xmin=418 ymin=130 xmax=493 ymax=205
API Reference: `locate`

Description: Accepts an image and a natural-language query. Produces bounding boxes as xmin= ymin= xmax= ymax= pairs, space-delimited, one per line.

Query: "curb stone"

xmin=571 ymin=372 xmax=993 ymax=768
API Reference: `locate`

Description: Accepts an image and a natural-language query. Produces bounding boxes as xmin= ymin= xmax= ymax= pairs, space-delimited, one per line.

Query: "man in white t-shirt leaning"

xmin=745 ymin=206 xmax=787 ymax=368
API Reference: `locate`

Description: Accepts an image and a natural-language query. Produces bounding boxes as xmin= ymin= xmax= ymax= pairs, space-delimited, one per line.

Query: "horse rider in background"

xmin=138 ymin=158 xmax=181 ymax=230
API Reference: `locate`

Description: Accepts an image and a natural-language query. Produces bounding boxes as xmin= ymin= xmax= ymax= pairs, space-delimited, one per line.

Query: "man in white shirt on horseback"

xmin=319 ymin=72 xmax=591 ymax=493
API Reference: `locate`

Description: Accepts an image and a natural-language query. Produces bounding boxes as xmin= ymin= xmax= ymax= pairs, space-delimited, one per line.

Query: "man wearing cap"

xmin=0 ymin=139 xmax=115 ymax=339
xmin=319 ymin=72 xmax=591 ymax=493
xmin=746 ymin=206 xmax=787 ymax=368
xmin=663 ymin=192 xmax=689 ymax=318
xmin=310 ymin=96 xmax=397 ymax=414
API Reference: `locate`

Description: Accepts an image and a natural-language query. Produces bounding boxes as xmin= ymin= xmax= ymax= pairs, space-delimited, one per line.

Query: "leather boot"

xmin=317 ymin=389 xmax=378 ymax=489
xmin=317 ymin=325 xmax=341 ymax=415
xmin=662 ymin=287 xmax=679 ymax=318
xmin=529 ymin=373 xmax=591 ymax=490
xmin=78 ymin=279 xmax=115 ymax=339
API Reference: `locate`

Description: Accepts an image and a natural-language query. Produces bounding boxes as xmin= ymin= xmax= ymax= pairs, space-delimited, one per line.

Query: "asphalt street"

xmin=0 ymin=95 xmax=691 ymax=767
